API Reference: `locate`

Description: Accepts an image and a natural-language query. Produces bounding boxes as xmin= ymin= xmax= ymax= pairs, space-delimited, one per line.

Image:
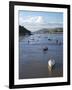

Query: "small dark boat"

xmin=48 ymin=38 xmax=52 ymax=41
xmin=43 ymin=47 xmax=48 ymax=51
xmin=28 ymin=40 xmax=30 ymax=44
xmin=38 ymin=36 xmax=40 ymax=38
xmin=59 ymin=42 xmax=62 ymax=45
xmin=56 ymin=40 xmax=58 ymax=44
xmin=31 ymin=38 xmax=34 ymax=40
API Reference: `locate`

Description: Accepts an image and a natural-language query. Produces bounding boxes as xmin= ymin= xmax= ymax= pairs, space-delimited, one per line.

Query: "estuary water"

xmin=19 ymin=33 xmax=63 ymax=79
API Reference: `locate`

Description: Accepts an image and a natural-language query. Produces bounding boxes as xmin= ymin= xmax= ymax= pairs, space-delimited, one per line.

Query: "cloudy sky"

xmin=19 ymin=10 xmax=63 ymax=32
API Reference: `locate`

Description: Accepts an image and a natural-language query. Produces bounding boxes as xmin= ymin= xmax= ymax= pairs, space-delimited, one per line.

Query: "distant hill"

xmin=19 ymin=25 xmax=31 ymax=36
xmin=33 ymin=28 xmax=63 ymax=34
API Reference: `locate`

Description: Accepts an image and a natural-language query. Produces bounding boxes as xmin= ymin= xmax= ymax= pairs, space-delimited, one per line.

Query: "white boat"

xmin=48 ymin=59 xmax=55 ymax=68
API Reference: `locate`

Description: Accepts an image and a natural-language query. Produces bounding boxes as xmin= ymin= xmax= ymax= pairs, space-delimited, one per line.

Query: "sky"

xmin=19 ymin=10 xmax=63 ymax=32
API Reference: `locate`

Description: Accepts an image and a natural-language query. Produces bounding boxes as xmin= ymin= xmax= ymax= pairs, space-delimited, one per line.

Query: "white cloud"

xmin=19 ymin=16 xmax=44 ymax=25
xmin=19 ymin=16 xmax=63 ymax=32
xmin=35 ymin=16 xmax=44 ymax=23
